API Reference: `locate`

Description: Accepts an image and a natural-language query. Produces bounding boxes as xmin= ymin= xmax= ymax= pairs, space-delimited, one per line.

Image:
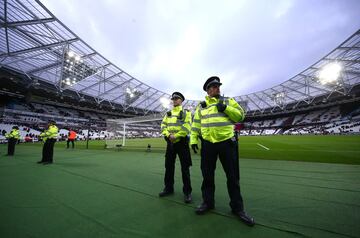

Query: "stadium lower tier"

xmin=1 ymin=99 xmax=359 ymax=143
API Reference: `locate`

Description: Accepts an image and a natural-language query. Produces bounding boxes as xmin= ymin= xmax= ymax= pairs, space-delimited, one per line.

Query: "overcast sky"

xmin=42 ymin=0 xmax=360 ymax=100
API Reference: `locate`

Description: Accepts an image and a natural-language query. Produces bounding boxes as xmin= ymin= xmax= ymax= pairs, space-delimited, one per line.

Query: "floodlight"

xmin=160 ymin=97 xmax=170 ymax=109
xmin=273 ymin=92 xmax=285 ymax=105
xmin=61 ymin=51 xmax=97 ymax=88
xmin=68 ymin=51 xmax=75 ymax=57
xmin=318 ymin=62 xmax=342 ymax=84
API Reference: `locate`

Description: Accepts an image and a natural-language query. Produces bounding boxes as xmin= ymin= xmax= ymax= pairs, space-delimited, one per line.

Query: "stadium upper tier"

xmin=0 ymin=0 xmax=359 ymax=115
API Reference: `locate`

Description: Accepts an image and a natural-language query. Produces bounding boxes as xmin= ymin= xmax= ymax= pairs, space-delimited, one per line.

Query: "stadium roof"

xmin=1 ymin=0 xmax=359 ymax=115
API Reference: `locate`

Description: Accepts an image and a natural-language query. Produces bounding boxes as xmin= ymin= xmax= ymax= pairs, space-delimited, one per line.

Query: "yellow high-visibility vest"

xmin=161 ymin=105 xmax=192 ymax=143
xmin=40 ymin=125 xmax=58 ymax=141
xmin=190 ymin=96 xmax=245 ymax=144
xmin=5 ymin=129 xmax=20 ymax=140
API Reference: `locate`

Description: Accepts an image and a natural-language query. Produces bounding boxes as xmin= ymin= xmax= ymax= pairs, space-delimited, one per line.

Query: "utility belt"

xmin=203 ymin=136 xmax=237 ymax=145
xmin=164 ymin=136 xmax=189 ymax=144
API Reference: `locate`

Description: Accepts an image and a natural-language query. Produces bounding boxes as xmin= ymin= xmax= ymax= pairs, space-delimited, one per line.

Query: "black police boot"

xmin=184 ymin=194 xmax=192 ymax=203
xmin=232 ymin=211 xmax=255 ymax=226
xmin=195 ymin=202 xmax=214 ymax=215
xmin=37 ymin=161 xmax=44 ymax=164
xmin=159 ymin=189 xmax=174 ymax=197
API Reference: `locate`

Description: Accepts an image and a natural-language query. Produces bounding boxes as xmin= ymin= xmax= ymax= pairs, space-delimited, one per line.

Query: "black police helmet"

xmin=203 ymin=76 xmax=222 ymax=91
xmin=171 ymin=92 xmax=185 ymax=101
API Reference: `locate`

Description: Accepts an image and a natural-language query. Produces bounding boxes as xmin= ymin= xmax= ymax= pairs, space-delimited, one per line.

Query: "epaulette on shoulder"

xmin=166 ymin=111 xmax=171 ymax=117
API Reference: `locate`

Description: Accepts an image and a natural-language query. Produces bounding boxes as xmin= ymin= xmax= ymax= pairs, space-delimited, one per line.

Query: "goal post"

xmin=105 ymin=113 xmax=164 ymax=149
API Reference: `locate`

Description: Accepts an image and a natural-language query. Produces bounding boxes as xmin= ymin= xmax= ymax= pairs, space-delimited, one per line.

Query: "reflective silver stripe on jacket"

xmin=201 ymin=121 xmax=233 ymax=127
xmin=167 ymin=122 xmax=183 ymax=127
xmin=201 ymin=112 xmax=226 ymax=119
xmin=181 ymin=125 xmax=190 ymax=133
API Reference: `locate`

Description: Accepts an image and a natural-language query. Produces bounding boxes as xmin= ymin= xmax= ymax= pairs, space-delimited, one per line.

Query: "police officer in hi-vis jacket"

xmin=190 ymin=76 xmax=255 ymax=226
xmin=37 ymin=120 xmax=58 ymax=165
xmin=159 ymin=92 xmax=193 ymax=203
xmin=5 ymin=126 xmax=20 ymax=156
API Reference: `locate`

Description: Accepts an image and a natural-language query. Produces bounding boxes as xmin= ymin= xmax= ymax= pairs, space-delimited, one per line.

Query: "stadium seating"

xmin=1 ymin=99 xmax=359 ymax=140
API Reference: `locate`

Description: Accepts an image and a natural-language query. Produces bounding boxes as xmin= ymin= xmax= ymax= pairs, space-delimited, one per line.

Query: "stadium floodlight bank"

xmin=105 ymin=113 xmax=164 ymax=148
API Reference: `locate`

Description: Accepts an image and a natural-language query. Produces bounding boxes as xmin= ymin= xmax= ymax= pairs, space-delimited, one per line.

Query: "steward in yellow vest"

xmin=5 ymin=126 xmax=20 ymax=156
xmin=190 ymin=76 xmax=255 ymax=226
xmin=38 ymin=121 xmax=58 ymax=165
xmin=159 ymin=92 xmax=192 ymax=203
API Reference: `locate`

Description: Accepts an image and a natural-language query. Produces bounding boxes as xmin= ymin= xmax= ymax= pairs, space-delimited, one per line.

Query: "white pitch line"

xmin=257 ymin=143 xmax=270 ymax=150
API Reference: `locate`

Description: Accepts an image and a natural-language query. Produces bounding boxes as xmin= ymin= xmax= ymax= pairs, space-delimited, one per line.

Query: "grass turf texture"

xmin=0 ymin=135 xmax=359 ymax=237
xmin=19 ymin=135 xmax=360 ymax=164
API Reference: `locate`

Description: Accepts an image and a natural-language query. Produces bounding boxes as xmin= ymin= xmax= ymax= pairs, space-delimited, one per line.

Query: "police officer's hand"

xmin=217 ymin=103 xmax=227 ymax=112
xmin=169 ymin=134 xmax=176 ymax=143
xmin=191 ymin=144 xmax=198 ymax=154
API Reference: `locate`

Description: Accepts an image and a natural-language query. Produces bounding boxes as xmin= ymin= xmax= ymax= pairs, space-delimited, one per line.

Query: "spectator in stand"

xmin=67 ymin=129 xmax=77 ymax=149
xmin=24 ymin=134 xmax=33 ymax=143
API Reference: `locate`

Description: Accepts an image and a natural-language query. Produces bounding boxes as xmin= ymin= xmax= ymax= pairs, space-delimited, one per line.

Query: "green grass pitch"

xmin=0 ymin=135 xmax=359 ymax=237
xmin=49 ymin=134 xmax=360 ymax=164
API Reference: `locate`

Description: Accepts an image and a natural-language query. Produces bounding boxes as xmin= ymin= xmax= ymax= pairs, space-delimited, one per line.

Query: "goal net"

xmin=105 ymin=113 xmax=164 ymax=149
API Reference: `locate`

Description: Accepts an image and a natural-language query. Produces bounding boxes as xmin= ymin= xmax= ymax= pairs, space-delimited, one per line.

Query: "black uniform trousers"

xmin=42 ymin=138 xmax=56 ymax=163
xmin=67 ymin=139 xmax=75 ymax=148
xmin=201 ymin=138 xmax=244 ymax=212
xmin=7 ymin=138 xmax=17 ymax=156
xmin=164 ymin=137 xmax=192 ymax=195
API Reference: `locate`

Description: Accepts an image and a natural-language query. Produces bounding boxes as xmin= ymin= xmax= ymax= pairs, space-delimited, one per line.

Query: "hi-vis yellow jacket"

xmin=40 ymin=125 xmax=58 ymax=142
xmin=161 ymin=105 xmax=192 ymax=143
xmin=190 ymin=96 xmax=245 ymax=144
xmin=5 ymin=129 xmax=20 ymax=140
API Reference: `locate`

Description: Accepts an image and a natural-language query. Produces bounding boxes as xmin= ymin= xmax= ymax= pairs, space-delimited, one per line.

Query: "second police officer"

xmin=159 ymin=92 xmax=193 ymax=203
